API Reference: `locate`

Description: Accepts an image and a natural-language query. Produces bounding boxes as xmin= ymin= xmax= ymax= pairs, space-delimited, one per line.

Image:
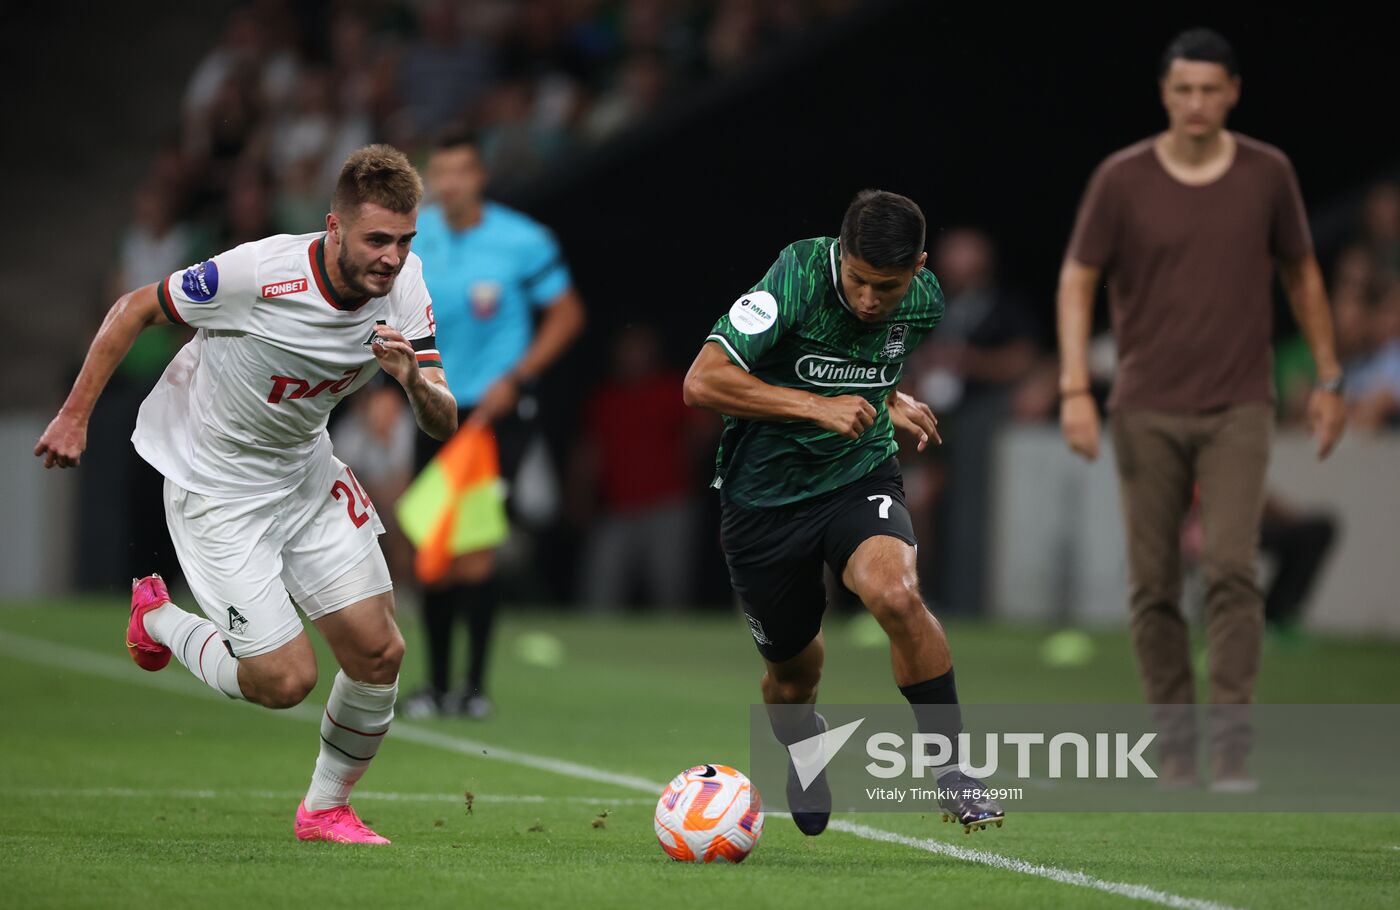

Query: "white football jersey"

xmin=133 ymin=232 xmax=442 ymax=497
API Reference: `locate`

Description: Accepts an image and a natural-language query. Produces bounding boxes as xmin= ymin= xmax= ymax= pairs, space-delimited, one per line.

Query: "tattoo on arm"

xmin=408 ymin=374 xmax=458 ymax=440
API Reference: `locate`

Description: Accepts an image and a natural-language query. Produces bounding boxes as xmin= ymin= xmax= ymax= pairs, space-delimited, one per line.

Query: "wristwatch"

xmin=1317 ymin=375 xmax=1344 ymax=395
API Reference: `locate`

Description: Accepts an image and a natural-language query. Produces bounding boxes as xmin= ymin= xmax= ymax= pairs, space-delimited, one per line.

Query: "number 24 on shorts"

xmin=331 ymin=466 xmax=374 ymax=528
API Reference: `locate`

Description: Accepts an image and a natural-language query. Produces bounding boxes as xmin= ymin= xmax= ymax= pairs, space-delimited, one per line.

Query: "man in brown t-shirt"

xmin=1056 ymin=29 xmax=1346 ymax=790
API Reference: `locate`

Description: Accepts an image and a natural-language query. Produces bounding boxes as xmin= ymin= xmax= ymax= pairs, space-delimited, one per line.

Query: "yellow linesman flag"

xmin=396 ymin=423 xmax=508 ymax=584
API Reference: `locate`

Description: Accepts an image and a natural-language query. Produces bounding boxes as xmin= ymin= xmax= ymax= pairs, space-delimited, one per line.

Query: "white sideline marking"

xmin=1 ymin=786 xmax=653 ymax=807
xmin=0 ymin=630 xmax=1243 ymax=910
xmin=0 ymin=631 xmax=658 ymax=793
xmin=830 ymin=820 xmax=1241 ymax=910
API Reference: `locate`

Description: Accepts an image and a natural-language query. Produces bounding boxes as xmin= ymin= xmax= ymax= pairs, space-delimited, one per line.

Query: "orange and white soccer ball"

xmin=654 ymin=764 xmax=764 ymax=863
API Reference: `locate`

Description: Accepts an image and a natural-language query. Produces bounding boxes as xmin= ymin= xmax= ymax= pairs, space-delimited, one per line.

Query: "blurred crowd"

xmin=1279 ymin=182 xmax=1400 ymax=433
xmin=86 ymin=2 xmax=1400 ymax=614
xmin=113 ymin=0 xmax=853 ymax=311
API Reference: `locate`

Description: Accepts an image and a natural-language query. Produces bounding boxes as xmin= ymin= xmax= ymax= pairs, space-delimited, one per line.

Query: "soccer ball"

xmin=654 ymin=764 xmax=764 ymax=863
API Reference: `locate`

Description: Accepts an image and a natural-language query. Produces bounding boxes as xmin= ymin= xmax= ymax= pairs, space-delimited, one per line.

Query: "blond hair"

xmin=332 ymin=144 xmax=423 ymax=216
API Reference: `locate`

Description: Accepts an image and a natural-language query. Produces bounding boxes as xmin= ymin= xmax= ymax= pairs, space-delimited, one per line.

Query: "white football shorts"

xmin=162 ymin=456 xmax=392 ymax=658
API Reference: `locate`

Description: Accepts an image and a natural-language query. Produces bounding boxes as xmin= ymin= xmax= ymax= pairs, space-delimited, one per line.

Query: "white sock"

xmin=304 ymin=671 xmax=397 ymax=811
xmin=143 ymin=602 xmax=244 ymax=700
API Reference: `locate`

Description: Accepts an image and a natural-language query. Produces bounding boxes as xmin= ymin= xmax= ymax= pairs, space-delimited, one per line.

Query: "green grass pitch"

xmin=1 ymin=600 xmax=1397 ymax=909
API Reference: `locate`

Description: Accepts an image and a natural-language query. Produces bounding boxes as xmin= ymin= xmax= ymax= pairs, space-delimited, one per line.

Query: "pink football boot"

xmin=127 ymin=574 xmax=173 ymax=672
xmin=295 ymin=802 xmax=391 ymax=845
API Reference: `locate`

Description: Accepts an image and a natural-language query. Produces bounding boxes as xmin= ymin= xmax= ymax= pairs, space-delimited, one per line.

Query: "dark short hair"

xmin=434 ymin=128 xmax=481 ymax=153
xmin=1160 ymin=28 xmax=1239 ymax=79
xmin=839 ymin=190 xmax=926 ymax=271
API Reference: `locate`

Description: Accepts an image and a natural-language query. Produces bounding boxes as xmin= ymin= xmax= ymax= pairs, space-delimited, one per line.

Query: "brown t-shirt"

xmin=1066 ymin=133 xmax=1313 ymax=413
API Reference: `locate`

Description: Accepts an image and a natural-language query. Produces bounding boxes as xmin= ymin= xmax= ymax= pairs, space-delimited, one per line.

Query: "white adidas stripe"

xmin=0 ymin=630 xmax=1242 ymax=910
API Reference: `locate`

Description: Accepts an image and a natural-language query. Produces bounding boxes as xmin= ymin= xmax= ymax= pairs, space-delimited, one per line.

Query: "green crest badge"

xmin=881 ymin=324 xmax=909 ymax=359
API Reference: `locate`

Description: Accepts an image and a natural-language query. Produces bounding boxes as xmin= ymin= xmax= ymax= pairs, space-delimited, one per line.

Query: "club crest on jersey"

xmin=881 ymin=323 xmax=909 ymax=359
xmin=261 ymin=278 xmax=308 ymax=299
xmin=182 ymin=260 xmax=219 ymax=302
xmin=363 ymin=320 xmax=389 ymax=346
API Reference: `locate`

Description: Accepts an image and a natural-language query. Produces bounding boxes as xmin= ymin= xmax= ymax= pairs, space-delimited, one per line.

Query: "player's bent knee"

xmin=864 ymin=583 xmax=928 ymax=628
xmin=347 ymin=631 xmax=405 ymax=684
xmin=238 ymin=637 xmax=318 ymax=709
xmin=779 ymin=678 xmax=819 ymax=703
xmin=264 ymin=683 xmax=312 ymax=710
xmin=257 ymin=668 xmax=318 ymax=709
xmin=377 ymin=632 xmax=406 ymax=677
xmin=763 ymin=657 xmax=821 ymax=702
xmin=764 ymin=674 xmax=819 ymax=704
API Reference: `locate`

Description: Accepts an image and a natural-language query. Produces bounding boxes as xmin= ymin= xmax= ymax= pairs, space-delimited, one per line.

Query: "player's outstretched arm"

xmin=35 ymin=283 xmax=170 ymax=469
xmin=683 ymin=341 xmax=875 ymax=439
xmin=369 ymin=324 xmax=458 ymax=440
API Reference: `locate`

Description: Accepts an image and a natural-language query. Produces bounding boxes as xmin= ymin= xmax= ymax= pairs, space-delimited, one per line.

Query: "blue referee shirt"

xmin=414 ymin=201 xmax=572 ymax=407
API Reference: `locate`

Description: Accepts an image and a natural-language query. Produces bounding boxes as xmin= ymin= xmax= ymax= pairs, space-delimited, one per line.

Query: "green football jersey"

xmin=705 ymin=236 xmax=944 ymax=508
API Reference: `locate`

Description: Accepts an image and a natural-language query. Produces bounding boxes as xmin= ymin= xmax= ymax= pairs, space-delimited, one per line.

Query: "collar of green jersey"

xmin=827 ymin=239 xmax=860 ymax=317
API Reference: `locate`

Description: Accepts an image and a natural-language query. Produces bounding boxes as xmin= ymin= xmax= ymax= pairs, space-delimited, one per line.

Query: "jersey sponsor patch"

xmin=267 ymin=367 xmax=363 ymax=404
xmin=729 ymin=291 xmax=779 ymax=335
xmin=261 ymin=278 xmax=308 ymax=298
xmin=182 ymin=260 xmax=219 ymax=302
xmin=796 ymin=354 xmax=899 ymax=388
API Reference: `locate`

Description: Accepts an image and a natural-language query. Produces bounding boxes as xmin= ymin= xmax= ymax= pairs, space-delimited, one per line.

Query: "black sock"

xmin=900 ymin=667 xmax=959 ymax=704
xmin=421 ymin=587 xmax=459 ymax=696
xmin=766 ymin=702 xmax=821 ymax=747
xmin=900 ymin=668 xmax=962 ymax=772
xmin=463 ymin=576 xmax=500 ymax=696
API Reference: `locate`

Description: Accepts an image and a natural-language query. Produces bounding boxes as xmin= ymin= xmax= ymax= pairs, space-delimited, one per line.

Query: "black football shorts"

xmin=720 ymin=458 xmax=916 ymax=663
